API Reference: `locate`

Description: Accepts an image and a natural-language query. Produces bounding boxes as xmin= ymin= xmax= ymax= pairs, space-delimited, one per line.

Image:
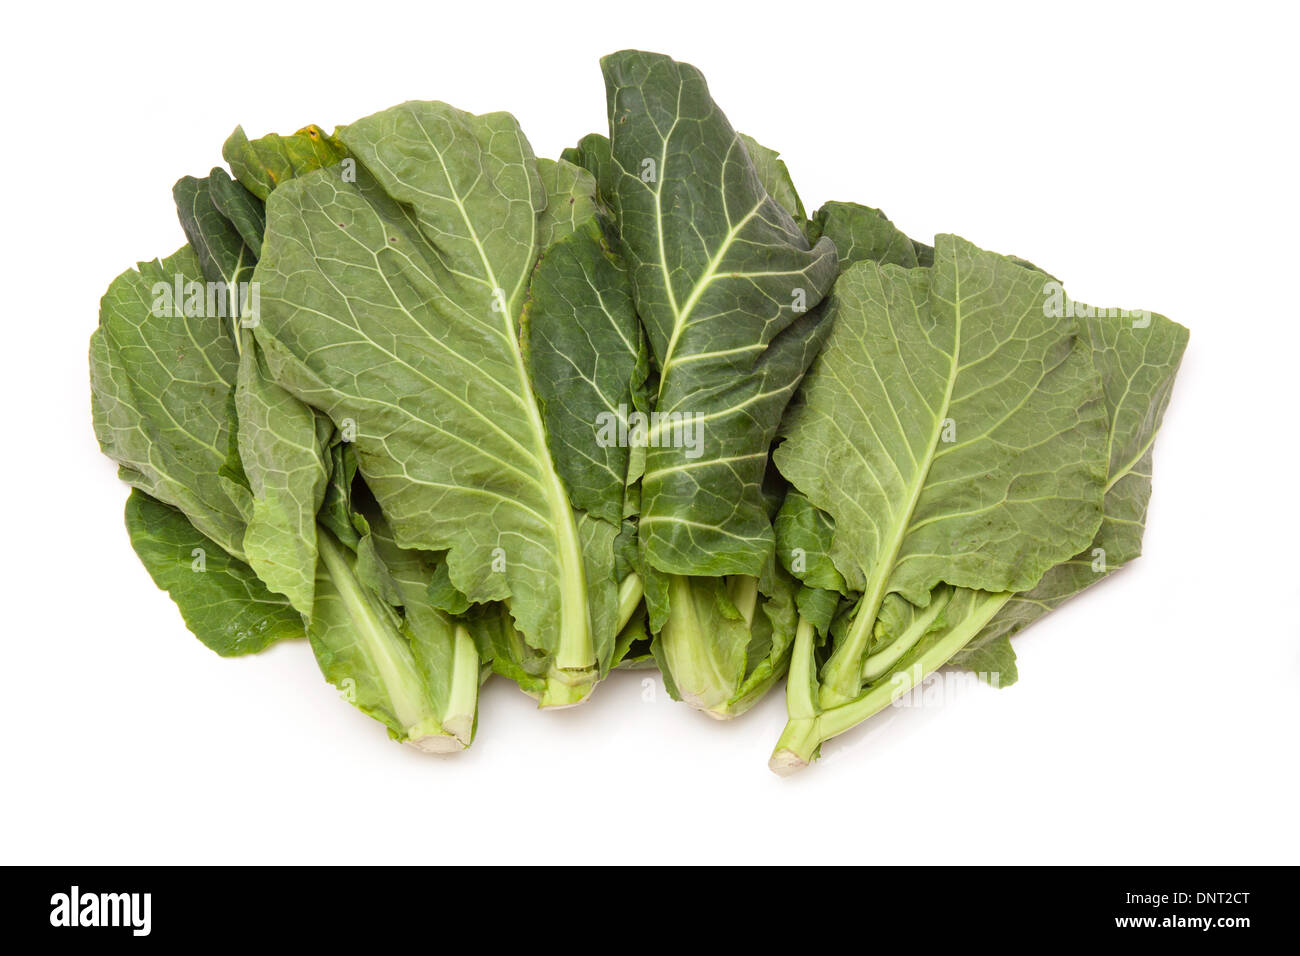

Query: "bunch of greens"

xmin=90 ymin=50 xmax=1186 ymax=771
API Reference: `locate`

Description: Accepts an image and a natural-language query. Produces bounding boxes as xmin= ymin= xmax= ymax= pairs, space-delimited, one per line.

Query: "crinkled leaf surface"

xmin=774 ymin=235 xmax=1108 ymax=702
xmin=776 ymin=235 xmax=1109 ymax=604
xmin=952 ymin=307 xmax=1189 ymax=671
xmin=173 ymin=170 xmax=331 ymax=617
xmin=235 ymin=339 xmax=332 ymax=616
xmin=208 ymin=168 xmax=266 ymax=257
xmin=223 ymin=124 xmax=347 ymax=201
xmin=90 ymin=246 xmax=248 ymax=559
xmin=808 ymin=201 xmax=919 ymax=270
xmin=253 ymin=100 xmax=613 ymax=669
xmin=738 ymin=133 xmax=807 ymax=229
xmin=560 ymin=133 xmax=616 ymax=211
xmin=602 ymin=50 xmax=839 ymax=577
xmin=774 ymin=489 xmax=847 ymax=594
xmin=528 ymin=216 xmax=646 ymax=526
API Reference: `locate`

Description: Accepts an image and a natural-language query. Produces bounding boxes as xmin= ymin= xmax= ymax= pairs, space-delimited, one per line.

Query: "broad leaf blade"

xmin=774 ymin=235 xmax=1109 ymax=703
xmin=173 ymin=170 xmax=331 ymax=617
xmin=808 ymin=201 xmax=919 ymax=270
xmin=953 ymin=307 xmax=1189 ymax=664
xmin=602 ymin=50 xmax=840 ymax=577
xmin=527 ymin=217 xmax=645 ymax=526
xmin=235 ymin=339 xmax=332 ymax=617
xmin=90 ymin=246 xmax=248 ymax=559
xmin=777 ymin=236 xmax=1109 ymax=603
xmin=253 ymin=101 xmax=610 ymax=674
xmin=124 ymin=490 xmax=302 ymax=655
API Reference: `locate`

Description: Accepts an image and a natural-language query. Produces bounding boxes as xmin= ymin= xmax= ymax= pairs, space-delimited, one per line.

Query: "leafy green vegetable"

xmin=91 ymin=245 xmax=251 ymax=560
xmin=124 ymin=489 xmax=303 ymax=656
xmin=775 ymin=236 xmax=1110 ymax=710
xmin=252 ymin=101 xmax=623 ymax=704
xmin=602 ymin=50 xmax=838 ymax=577
xmin=222 ymin=124 xmax=347 ymax=201
xmin=90 ymin=50 xmax=1186 ymax=767
xmin=598 ymin=50 xmax=839 ymax=717
xmin=770 ymin=243 xmax=1186 ymax=771
xmin=93 ymin=135 xmax=484 ymax=750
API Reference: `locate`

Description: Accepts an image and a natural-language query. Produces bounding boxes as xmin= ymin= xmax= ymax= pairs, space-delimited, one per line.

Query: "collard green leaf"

xmin=317 ymin=440 xmax=361 ymax=550
xmin=253 ymin=100 xmax=615 ymax=687
xmin=208 ymin=168 xmax=266 ymax=256
xmin=90 ymin=246 xmax=248 ymax=559
xmin=560 ymin=133 xmax=616 ymax=210
xmin=774 ymin=489 xmax=847 ymax=594
xmin=774 ymin=235 xmax=1109 ymax=705
xmin=536 ymin=157 xmax=600 ymax=248
xmin=654 ymin=574 xmax=750 ymax=711
xmin=951 ymin=308 xmax=1189 ymax=672
xmin=310 ymin=527 xmax=455 ymax=748
xmin=527 ymin=217 xmax=646 ymax=526
xmin=173 ymin=169 xmax=331 ymax=617
xmin=367 ymin=509 xmax=480 ymax=746
xmin=173 ymin=174 xmax=256 ymax=295
xmin=124 ymin=490 xmax=302 ymax=655
xmin=602 ymin=50 xmax=839 ymax=578
xmin=808 ymin=201 xmax=919 ymax=270
xmin=222 ymin=124 xmax=347 ymax=201
xmin=738 ymin=133 xmax=807 ymax=229
xmin=235 ymin=339 xmax=332 ymax=616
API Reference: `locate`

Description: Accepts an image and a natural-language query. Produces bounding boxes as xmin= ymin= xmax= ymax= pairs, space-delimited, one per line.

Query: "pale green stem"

xmin=616 ymin=572 xmax=644 ymax=633
xmin=316 ymin=526 xmax=443 ymax=741
xmin=440 ymin=624 xmax=480 ymax=747
xmin=770 ymin=617 xmax=820 ymax=774
xmin=770 ymin=593 xmax=1013 ymax=774
xmin=817 ymin=571 xmax=893 ymax=708
xmin=816 ymin=591 xmax=1013 ymax=742
xmin=861 ymin=588 xmax=951 ymax=682
xmin=727 ymin=574 xmax=760 ymax=629
xmin=659 ymin=574 xmax=734 ymax=713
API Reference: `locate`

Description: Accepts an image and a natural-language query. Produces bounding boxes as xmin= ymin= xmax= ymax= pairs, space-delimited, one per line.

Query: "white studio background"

xmin=1 ymin=1 xmax=1296 ymax=865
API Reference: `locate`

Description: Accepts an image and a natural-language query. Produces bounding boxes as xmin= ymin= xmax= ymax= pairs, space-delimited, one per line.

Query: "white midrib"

xmin=823 ymin=268 xmax=965 ymax=700
xmin=652 ymin=126 xmax=763 ymax=402
xmin=439 ymin=159 xmax=592 ymax=671
xmin=656 ymin=202 xmax=763 ymax=399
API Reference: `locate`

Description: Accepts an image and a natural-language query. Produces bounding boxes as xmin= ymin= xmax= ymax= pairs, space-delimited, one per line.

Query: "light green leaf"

xmin=310 ymin=528 xmax=455 ymax=749
xmin=773 ymin=489 xmax=847 ymax=594
xmin=774 ymin=235 xmax=1109 ymax=705
xmin=253 ymin=100 xmax=614 ymax=688
xmin=953 ymin=307 xmax=1190 ymax=667
xmin=560 ymin=133 xmax=615 ymax=210
xmin=536 ymin=157 xmax=600 ymax=248
xmin=172 ymin=170 xmax=332 ymax=618
xmin=235 ymin=337 xmax=332 ymax=617
xmin=90 ymin=246 xmax=248 ymax=560
xmin=808 ymin=201 xmax=919 ymax=270
xmin=367 ymin=510 xmax=480 ymax=747
xmin=222 ymin=124 xmax=347 ymax=201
